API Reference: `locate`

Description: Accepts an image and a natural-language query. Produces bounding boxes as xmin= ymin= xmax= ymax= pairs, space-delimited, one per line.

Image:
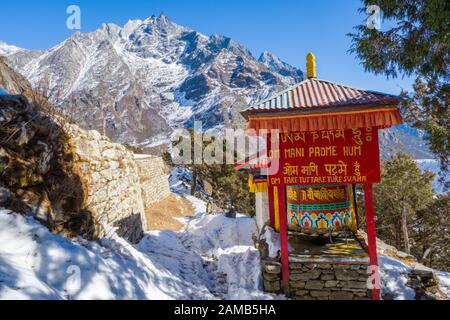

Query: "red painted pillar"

xmin=278 ymin=186 xmax=290 ymax=294
xmin=364 ymin=184 xmax=381 ymax=300
xmin=267 ymin=184 xmax=275 ymax=228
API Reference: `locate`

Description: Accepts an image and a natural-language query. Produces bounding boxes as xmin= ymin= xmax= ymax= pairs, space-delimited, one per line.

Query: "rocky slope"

xmin=0 ymin=56 xmax=34 ymax=96
xmin=0 ymin=14 xmax=433 ymax=159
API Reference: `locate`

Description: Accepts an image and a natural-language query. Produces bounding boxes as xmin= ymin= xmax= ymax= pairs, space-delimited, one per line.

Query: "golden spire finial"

xmin=306 ymin=52 xmax=316 ymax=79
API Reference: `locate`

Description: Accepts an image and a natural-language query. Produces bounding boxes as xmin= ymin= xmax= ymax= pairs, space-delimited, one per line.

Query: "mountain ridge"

xmin=1 ymin=14 xmax=304 ymax=153
xmin=0 ymin=14 xmax=433 ymax=159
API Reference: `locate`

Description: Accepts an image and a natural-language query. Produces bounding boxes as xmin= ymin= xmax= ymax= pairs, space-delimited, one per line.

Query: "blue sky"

xmin=0 ymin=0 xmax=414 ymax=94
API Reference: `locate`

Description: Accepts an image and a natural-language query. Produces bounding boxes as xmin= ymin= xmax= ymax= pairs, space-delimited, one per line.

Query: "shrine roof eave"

xmin=243 ymin=104 xmax=403 ymax=133
xmin=235 ymin=167 xmax=265 ymax=173
xmin=241 ymin=101 xmax=400 ymax=120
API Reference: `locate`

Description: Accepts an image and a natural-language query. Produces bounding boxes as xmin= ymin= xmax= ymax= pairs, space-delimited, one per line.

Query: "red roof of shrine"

xmin=241 ymin=78 xmax=403 ymax=133
xmin=243 ymin=78 xmax=402 ymax=114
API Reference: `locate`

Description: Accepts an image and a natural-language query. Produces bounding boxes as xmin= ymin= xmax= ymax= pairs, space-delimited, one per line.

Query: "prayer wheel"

xmin=286 ymin=184 xmax=357 ymax=234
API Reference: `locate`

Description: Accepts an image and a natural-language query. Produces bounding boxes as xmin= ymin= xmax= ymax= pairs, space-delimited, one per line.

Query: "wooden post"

xmin=364 ymin=184 xmax=381 ymax=300
xmin=267 ymin=185 xmax=275 ymax=228
xmin=278 ymin=186 xmax=290 ymax=294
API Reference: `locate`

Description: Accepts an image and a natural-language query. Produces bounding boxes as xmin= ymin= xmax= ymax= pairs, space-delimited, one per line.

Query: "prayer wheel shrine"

xmin=235 ymin=53 xmax=403 ymax=300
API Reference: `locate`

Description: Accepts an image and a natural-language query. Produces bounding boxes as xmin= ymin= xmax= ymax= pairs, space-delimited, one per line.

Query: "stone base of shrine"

xmin=262 ymin=261 xmax=371 ymax=300
xmin=261 ymin=234 xmax=372 ymax=300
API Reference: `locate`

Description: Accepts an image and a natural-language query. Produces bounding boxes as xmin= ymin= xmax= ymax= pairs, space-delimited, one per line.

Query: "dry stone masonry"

xmin=68 ymin=125 xmax=171 ymax=242
xmin=134 ymin=155 xmax=171 ymax=205
xmin=262 ymin=260 xmax=371 ymax=300
xmin=68 ymin=125 xmax=148 ymax=242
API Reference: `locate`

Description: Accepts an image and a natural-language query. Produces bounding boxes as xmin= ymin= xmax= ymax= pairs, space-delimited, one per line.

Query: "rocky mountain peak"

xmin=138 ymin=13 xmax=189 ymax=36
xmin=259 ymin=51 xmax=281 ymax=64
xmin=259 ymin=51 xmax=304 ymax=80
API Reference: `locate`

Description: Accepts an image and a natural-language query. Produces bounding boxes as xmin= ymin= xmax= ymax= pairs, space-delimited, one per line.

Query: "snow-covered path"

xmin=0 ymin=206 xmax=216 ymax=300
xmin=137 ymin=195 xmax=279 ymax=300
xmin=0 ymin=193 xmax=279 ymax=300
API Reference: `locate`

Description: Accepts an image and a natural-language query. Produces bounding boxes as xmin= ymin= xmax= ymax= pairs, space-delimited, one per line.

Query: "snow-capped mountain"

xmin=0 ymin=14 xmax=434 ymax=160
xmin=0 ymin=41 xmax=24 ymax=56
xmin=1 ymin=14 xmax=303 ymax=152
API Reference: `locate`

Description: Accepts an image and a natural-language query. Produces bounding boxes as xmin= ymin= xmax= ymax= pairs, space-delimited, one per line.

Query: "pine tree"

xmin=349 ymin=0 xmax=450 ymax=188
xmin=414 ymin=193 xmax=450 ymax=271
xmin=166 ymin=129 xmax=255 ymax=216
xmin=357 ymin=154 xmax=435 ymax=253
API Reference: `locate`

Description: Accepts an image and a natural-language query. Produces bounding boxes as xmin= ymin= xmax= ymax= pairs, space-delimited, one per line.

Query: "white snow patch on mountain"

xmin=0 ymin=41 xmax=23 ymax=56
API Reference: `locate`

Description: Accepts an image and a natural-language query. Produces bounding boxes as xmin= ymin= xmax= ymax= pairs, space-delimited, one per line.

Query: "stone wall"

xmin=262 ymin=260 xmax=371 ymax=300
xmin=134 ymin=155 xmax=171 ymax=205
xmin=68 ymin=126 xmax=173 ymax=242
xmin=68 ymin=125 xmax=148 ymax=242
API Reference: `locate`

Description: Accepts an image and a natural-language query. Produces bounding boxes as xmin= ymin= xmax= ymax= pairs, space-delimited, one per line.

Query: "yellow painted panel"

xmin=273 ymin=186 xmax=280 ymax=232
xmin=248 ymin=176 xmax=268 ymax=193
xmin=349 ymin=185 xmax=358 ymax=232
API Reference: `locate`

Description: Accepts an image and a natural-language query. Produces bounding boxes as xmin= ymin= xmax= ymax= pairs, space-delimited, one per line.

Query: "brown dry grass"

xmin=145 ymin=194 xmax=195 ymax=231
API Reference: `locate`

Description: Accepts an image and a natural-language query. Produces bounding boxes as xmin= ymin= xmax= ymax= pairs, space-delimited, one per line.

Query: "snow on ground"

xmin=169 ymin=167 xmax=200 ymax=195
xmin=378 ymin=256 xmax=415 ymax=300
xmin=0 ymin=204 xmax=276 ymax=300
xmin=379 ymin=256 xmax=450 ymax=300
xmin=0 ymin=168 xmax=448 ymax=300
xmin=436 ymin=272 xmax=450 ymax=296
xmin=180 ymin=199 xmax=279 ymax=300
xmin=0 ymin=169 xmax=279 ymax=300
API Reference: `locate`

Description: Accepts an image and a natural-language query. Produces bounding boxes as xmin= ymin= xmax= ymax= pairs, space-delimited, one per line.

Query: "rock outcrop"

xmin=0 ymin=94 xmax=96 ymax=238
xmin=1 ymin=14 xmax=304 ymax=154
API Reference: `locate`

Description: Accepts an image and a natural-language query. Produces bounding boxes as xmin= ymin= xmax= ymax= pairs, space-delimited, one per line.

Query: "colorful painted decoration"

xmin=248 ymin=175 xmax=268 ymax=193
xmin=286 ymin=184 xmax=357 ymax=233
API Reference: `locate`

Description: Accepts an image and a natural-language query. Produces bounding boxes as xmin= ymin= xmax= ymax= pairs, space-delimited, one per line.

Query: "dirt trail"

xmin=145 ymin=194 xmax=195 ymax=231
